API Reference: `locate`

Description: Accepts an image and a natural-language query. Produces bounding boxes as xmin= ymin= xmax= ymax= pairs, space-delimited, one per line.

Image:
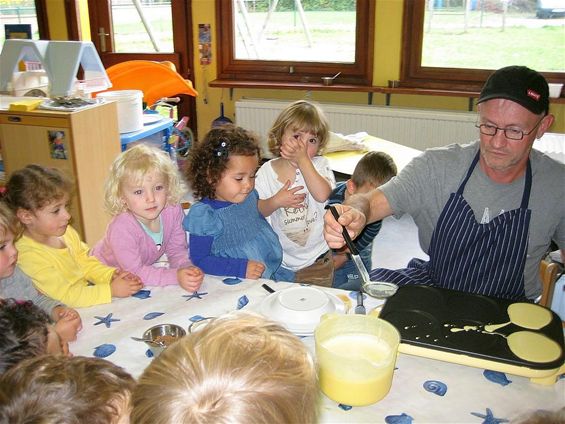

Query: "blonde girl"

xmin=131 ymin=312 xmax=318 ymax=424
xmin=183 ymin=125 xmax=282 ymax=280
xmin=256 ymin=100 xmax=336 ymax=286
xmin=5 ymin=165 xmax=142 ymax=308
xmin=92 ymin=144 xmax=203 ymax=291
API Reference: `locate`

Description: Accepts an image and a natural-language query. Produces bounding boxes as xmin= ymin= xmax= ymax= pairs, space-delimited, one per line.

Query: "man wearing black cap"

xmin=323 ymin=66 xmax=564 ymax=301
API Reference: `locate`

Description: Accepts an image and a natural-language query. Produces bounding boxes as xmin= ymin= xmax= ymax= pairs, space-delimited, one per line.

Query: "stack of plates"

xmin=259 ymin=286 xmax=346 ymax=336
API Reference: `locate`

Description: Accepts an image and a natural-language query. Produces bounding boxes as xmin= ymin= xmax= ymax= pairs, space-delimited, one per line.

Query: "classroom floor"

xmin=371 ymin=214 xmax=427 ymax=270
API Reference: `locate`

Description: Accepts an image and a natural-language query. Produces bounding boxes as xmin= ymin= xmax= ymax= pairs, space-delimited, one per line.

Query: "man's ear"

xmin=16 ymin=208 xmax=34 ymax=225
xmin=536 ymin=114 xmax=555 ymax=139
xmin=345 ymin=179 xmax=356 ymax=195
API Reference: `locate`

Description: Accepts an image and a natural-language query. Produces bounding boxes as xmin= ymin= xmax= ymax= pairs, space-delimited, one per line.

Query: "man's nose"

xmin=490 ymin=128 xmax=508 ymax=147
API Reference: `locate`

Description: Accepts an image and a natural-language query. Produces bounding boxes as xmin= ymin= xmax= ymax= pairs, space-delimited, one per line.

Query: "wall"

xmin=49 ymin=0 xmax=565 ymax=136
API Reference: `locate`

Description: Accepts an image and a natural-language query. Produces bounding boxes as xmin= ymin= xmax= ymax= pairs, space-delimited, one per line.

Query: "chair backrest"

xmin=539 ymin=259 xmax=560 ymax=307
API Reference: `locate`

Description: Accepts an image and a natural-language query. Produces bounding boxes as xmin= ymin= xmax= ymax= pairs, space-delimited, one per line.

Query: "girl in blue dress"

xmin=183 ymin=125 xmax=282 ymax=280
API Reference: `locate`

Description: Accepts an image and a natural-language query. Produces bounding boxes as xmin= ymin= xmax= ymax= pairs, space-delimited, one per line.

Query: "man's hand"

xmin=323 ymin=204 xmax=367 ymax=249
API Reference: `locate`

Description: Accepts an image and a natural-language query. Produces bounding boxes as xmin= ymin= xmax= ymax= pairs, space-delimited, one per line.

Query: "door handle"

xmin=98 ymin=27 xmax=110 ymax=52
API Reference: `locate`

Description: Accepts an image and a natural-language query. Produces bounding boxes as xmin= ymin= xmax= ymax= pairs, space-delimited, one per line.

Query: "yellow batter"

xmin=507 ymin=331 xmax=562 ymax=363
xmin=507 ymin=303 xmax=552 ymax=330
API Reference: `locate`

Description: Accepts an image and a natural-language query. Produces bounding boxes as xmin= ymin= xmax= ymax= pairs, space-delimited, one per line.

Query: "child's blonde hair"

xmin=185 ymin=125 xmax=261 ymax=200
xmin=131 ymin=311 xmax=318 ymax=424
xmin=267 ymin=100 xmax=330 ymax=157
xmin=351 ymin=151 xmax=397 ymax=188
xmin=0 ymin=201 xmax=21 ymax=240
xmin=4 ymin=164 xmax=74 ymax=212
xmin=0 ymin=355 xmax=135 ymax=424
xmin=104 ymin=143 xmax=186 ymax=215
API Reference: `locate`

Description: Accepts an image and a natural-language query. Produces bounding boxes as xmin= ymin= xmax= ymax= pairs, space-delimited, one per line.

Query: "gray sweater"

xmin=0 ymin=266 xmax=62 ymax=316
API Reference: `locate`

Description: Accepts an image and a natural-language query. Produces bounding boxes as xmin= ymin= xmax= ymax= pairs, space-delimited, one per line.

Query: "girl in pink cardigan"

xmin=92 ymin=144 xmax=203 ymax=291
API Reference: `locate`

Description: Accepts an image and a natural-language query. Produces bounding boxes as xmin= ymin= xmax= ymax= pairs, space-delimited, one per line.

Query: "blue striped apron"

xmin=370 ymin=152 xmax=531 ymax=300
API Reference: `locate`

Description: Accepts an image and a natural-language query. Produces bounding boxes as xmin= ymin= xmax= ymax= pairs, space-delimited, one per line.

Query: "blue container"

xmin=120 ymin=114 xmax=174 ymax=153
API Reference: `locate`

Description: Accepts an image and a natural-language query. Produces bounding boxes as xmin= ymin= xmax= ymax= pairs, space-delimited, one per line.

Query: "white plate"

xmin=260 ymin=286 xmax=346 ymax=335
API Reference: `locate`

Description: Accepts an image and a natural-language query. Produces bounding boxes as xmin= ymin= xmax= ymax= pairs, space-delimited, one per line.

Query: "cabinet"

xmin=0 ymin=102 xmax=121 ymax=245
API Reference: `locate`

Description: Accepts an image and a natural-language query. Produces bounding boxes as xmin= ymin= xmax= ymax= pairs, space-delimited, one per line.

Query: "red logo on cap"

xmin=527 ymin=89 xmax=540 ymax=101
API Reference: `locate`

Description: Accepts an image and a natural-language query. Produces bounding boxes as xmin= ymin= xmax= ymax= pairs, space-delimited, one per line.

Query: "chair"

xmin=539 ymin=259 xmax=561 ymax=307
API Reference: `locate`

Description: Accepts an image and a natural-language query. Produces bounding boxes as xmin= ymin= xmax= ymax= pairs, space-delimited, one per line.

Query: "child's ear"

xmin=16 ymin=208 xmax=34 ymax=225
xmin=345 ymin=179 xmax=356 ymax=195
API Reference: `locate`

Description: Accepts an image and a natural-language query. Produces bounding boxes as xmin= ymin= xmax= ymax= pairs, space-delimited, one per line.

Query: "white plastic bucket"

xmin=97 ymin=90 xmax=143 ymax=133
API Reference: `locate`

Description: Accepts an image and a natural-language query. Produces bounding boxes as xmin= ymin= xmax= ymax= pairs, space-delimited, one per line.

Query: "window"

xmin=216 ymin=0 xmax=374 ymax=85
xmin=401 ymin=0 xmax=564 ymax=90
xmin=0 ymin=0 xmax=48 ymax=44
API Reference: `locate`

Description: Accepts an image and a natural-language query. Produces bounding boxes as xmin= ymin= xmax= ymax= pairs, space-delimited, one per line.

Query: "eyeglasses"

xmin=475 ymin=117 xmax=544 ymax=141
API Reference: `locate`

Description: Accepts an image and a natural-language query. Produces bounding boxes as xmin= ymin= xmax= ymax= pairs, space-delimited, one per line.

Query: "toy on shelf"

xmin=0 ymin=40 xmax=111 ymax=97
xmin=99 ymin=60 xmax=198 ymax=107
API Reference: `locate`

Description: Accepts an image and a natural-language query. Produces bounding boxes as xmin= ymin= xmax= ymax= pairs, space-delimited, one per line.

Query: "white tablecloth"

xmin=71 ymin=276 xmax=564 ymax=423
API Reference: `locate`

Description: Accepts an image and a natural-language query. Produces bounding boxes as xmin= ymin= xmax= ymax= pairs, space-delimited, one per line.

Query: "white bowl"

xmin=260 ymin=286 xmax=345 ymax=335
xmin=548 ymin=83 xmax=563 ymax=98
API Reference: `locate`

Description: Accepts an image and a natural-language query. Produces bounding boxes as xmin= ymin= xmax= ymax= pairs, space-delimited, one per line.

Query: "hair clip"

xmin=213 ymin=140 xmax=229 ymax=158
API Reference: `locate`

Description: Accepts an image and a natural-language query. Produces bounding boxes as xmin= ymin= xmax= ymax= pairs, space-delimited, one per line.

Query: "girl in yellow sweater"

xmin=5 ymin=165 xmax=143 ymax=308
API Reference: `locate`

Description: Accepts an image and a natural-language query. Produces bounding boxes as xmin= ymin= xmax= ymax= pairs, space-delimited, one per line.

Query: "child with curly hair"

xmin=0 ymin=201 xmax=81 ymax=345
xmin=256 ymin=100 xmax=336 ymax=286
xmin=183 ymin=125 xmax=282 ymax=280
xmin=92 ymin=144 xmax=203 ymax=291
xmin=5 ymin=165 xmax=143 ymax=308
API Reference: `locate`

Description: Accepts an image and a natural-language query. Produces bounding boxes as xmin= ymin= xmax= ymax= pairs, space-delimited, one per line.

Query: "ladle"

xmin=329 ymin=71 xmax=341 ymax=80
xmin=130 ymin=336 xmax=166 ymax=347
xmin=327 ymin=205 xmax=397 ymax=300
xmin=321 ymin=72 xmax=342 ymax=86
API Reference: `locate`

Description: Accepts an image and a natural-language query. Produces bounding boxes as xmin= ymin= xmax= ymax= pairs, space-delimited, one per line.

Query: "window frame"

xmin=215 ymin=0 xmax=375 ymax=86
xmin=400 ymin=0 xmax=564 ymax=91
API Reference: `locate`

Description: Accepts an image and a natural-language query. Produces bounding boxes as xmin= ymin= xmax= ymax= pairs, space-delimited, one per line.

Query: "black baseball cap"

xmin=477 ymin=66 xmax=549 ymax=115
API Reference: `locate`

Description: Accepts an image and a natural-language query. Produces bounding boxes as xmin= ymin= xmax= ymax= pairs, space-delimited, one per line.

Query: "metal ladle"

xmin=130 ymin=336 xmax=166 ymax=348
xmin=327 ymin=205 xmax=398 ymax=300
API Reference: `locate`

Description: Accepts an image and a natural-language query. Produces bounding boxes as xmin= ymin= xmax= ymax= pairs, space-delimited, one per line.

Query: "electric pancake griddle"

xmin=379 ymin=285 xmax=565 ymax=384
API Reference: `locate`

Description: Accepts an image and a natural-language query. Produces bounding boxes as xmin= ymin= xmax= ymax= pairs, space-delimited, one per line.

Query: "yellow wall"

xmin=45 ymin=0 xmax=68 ymax=40
xmin=51 ymin=0 xmax=565 ymax=136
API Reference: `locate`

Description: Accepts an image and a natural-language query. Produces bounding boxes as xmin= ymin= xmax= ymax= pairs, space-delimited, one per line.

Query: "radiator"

xmin=235 ymin=98 xmax=478 ymax=153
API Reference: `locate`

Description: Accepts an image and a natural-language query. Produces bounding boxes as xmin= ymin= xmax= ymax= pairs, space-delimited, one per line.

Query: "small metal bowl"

xmin=142 ymin=323 xmax=186 ymax=357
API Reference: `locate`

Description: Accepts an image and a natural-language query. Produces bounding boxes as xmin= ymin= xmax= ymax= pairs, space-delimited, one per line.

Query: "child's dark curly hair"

xmin=186 ymin=125 xmax=261 ymax=200
xmin=4 ymin=164 xmax=74 ymax=212
xmin=0 ymin=298 xmax=52 ymax=374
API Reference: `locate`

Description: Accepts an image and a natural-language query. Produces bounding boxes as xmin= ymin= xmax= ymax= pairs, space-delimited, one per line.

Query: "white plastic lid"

xmin=97 ymin=90 xmax=143 ymax=101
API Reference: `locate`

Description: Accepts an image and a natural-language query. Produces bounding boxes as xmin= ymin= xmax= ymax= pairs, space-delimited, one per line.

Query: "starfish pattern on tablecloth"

xmin=94 ymin=313 xmax=120 ymax=328
xmin=470 ymin=408 xmax=509 ymax=424
xmin=183 ymin=291 xmax=208 ymax=301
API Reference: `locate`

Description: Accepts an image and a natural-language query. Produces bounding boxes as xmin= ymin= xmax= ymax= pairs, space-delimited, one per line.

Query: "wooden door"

xmin=87 ymin=0 xmax=197 ymax=137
